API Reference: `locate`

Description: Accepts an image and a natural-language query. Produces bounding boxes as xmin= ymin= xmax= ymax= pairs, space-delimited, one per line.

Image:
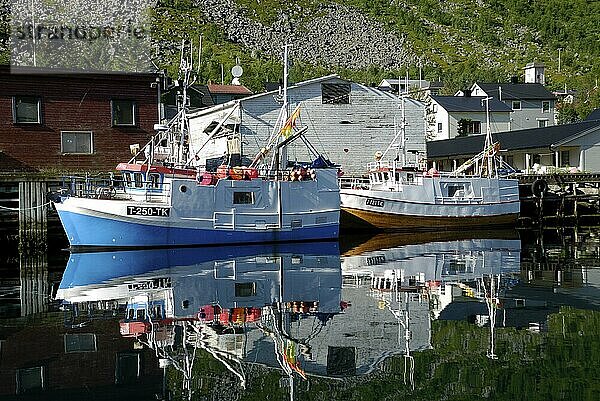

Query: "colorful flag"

xmin=279 ymin=106 xmax=301 ymax=139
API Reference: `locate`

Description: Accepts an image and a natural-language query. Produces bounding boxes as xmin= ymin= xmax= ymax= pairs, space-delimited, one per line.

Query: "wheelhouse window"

xmin=542 ymin=101 xmax=550 ymax=113
xmin=321 ymin=83 xmax=351 ymax=104
xmin=233 ymin=191 xmax=254 ymax=204
xmin=148 ymin=173 xmax=161 ymax=188
xmin=111 ymin=99 xmax=136 ymax=126
xmin=61 ymin=131 xmax=93 ymax=154
xmin=133 ymin=172 xmax=144 ymax=188
xmin=512 ymin=100 xmax=521 ymax=110
xmin=13 ymin=96 xmax=41 ymax=123
xmin=123 ymin=172 xmax=132 ymax=187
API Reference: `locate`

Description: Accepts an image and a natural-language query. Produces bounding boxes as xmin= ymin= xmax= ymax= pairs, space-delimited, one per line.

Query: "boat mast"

xmin=482 ymin=96 xmax=495 ymax=178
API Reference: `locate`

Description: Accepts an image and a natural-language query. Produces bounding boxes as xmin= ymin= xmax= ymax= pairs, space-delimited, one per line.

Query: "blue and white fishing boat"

xmin=51 ymin=44 xmax=340 ymax=248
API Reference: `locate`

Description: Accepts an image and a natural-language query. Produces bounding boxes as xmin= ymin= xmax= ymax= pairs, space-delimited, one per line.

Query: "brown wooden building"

xmin=0 ymin=66 xmax=159 ymax=173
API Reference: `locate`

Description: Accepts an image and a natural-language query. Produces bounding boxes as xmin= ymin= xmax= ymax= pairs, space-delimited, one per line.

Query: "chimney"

xmin=463 ymin=89 xmax=471 ymax=97
xmin=510 ymin=76 xmax=519 ymax=84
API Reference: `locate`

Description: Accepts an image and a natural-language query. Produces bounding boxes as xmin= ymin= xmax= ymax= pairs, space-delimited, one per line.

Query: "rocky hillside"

xmin=2 ymin=0 xmax=599 ymax=117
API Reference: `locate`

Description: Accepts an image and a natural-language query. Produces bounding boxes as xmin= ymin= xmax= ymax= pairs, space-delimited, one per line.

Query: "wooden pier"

xmin=517 ymin=173 xmax=600 ymax=227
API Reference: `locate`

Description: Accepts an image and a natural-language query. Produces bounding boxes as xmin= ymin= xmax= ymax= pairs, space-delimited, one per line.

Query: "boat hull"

xmin=340 ymin=176 xmax=520 ymax=231
xmin=55 ymin=207 xmax=339 ymax=248
xmin=341 ymin=207 xmax=518 ymax=230
xmin=53 ymin=170 xmax=341 ymax=248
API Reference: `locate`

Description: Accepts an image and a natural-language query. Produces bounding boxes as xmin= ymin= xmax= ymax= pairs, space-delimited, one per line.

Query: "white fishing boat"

xmin=339 ymin=95 xmax=520 ymax=230
xmin=51 ymin=44 xmax=340 ymax=248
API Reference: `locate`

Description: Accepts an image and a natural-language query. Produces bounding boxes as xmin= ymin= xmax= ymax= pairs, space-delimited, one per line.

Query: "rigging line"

xmin=0 ymin=201 xmax=52 ymax=211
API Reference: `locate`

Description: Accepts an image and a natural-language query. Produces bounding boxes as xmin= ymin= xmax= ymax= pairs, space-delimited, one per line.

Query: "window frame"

xmin=111 ymin=99 xmax=137 ymax=127
xmin=16 ymin=366 xmax=44 ymax=393
xmin=60 ymin=131 xmax=94 ymax=154
xmin=542 ymin=100 xmax=550 ymax=113
xmin=560 ymin=150 xmax=570 ymax=167
xmin=437 ymin=122 xmax=443 ymax=133
xmin=64 ymin=333 xmax=97 ymax=353
xmin=512 ymin=100 xmax=521 ymax=110
xmin=537 ymin=119 xmax=548 ymax=128
xmin=13 ymin=96 xmax=42 ymax=124
xmin=233 ymin=191 xmax=254 ymax=205
xmin=465 ymin=120 xmax=481 ymax=135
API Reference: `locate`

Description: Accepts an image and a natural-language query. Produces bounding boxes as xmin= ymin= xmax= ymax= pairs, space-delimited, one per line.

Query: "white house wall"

xmin=447 ymin=112 xmax=511 ymax=139
xmin=509 ymin=99 xmax=555 ymax=130
xmin=561 ymin=127 xmax=600 ymax=172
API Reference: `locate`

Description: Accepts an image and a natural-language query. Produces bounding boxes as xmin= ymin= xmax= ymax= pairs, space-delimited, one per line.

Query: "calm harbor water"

xmin=1 ymin=225 xmax=599 ymax=401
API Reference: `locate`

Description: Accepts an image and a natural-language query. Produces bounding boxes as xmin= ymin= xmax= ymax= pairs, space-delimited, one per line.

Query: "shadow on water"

xmin=0 ymin=224 xmax=599 ymax=400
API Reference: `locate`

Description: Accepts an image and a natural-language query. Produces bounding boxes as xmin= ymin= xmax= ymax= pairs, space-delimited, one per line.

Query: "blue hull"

xmin=59 ymin=241 xmax=340 ymax=289
xmin=57 ymin=209 xmax=339 ymax=248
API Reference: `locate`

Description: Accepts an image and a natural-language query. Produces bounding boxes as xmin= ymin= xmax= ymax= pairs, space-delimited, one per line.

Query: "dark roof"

xmin=431 ymin=96 xmax=512 ymax=112
xmin=427 ymin=120 xmax=600 ymax=158
xmin=474 ymin=82 xmax=556 ymax=100
xmin=585 ymin=108 xmax=600 ymax=121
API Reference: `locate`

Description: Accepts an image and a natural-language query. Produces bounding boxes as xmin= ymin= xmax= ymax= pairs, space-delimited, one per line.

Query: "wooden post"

xmin=18 ymin=181 xmax=48 ymax=252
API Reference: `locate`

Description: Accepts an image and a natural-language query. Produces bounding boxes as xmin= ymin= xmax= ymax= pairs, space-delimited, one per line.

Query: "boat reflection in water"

xmin=57 ymin=242 xmax=342 ymax=390
xmin=55 ymin=231 xmax=522 ymax=395
xmin=341 ymin=230 xmax=521 ymax=366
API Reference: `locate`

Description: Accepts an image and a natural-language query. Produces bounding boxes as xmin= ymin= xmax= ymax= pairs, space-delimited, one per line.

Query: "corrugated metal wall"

xmin=240 ymin=78 xmax=426 ymax=175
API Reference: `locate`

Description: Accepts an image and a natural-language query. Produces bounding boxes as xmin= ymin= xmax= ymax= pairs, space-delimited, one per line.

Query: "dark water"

xmin=1 ymin=226 xmax=599 ymax=401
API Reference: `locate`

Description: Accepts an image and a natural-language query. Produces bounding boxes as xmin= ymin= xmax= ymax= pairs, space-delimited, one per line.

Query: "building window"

xmin=61 ymin=131 xmax=93 ymax=154
xmin=115 ymin=353 xmax=141 ymax=384
xmin=542 ymin=101 xmax=550 ymax=113
xmin=537 ymin=119 xmax=548 ymax=128
xmin=457 ymin=119 xmax=480 ymax=136
xmin=432 ymin=104 xmax=438 ymax=112
xmin=505 ymin=155 xmax=514 ymax=167
xmin=16 ymin=366 xmax=44 ymax=393
xmin=437 ymin=122 xmax=442 ymax=133
xmin=512 ymin=100 xmax=521 ymax=110
xmin=233 ymin=191 xmax=254 ymax=204
xmin=64 ymin=333 xmax=97 ymax=352
xmin=560 ymin=150 xmax=570 ymax=167
xmin=321 ymin=83 xmax=351 ymax=104
xmin=466 ymin=121 xmax=481 ymax=134
xmin=13 ymin=96 xmax=41 ymax=123
xmin=111 ymin=99 xmax=136 ymax=126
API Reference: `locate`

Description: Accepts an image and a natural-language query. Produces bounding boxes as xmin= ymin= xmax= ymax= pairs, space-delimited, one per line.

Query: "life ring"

xmin=531 ymin=179 xmax=548 ymax=198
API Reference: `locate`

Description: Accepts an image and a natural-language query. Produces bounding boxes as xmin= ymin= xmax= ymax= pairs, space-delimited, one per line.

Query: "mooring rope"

xmin=0 ymin=201 xmax=53 ymax=212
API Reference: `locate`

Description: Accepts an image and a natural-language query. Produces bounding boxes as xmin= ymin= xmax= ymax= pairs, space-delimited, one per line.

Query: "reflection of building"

xmin=0 ymin=314 xmax=161 ymax=396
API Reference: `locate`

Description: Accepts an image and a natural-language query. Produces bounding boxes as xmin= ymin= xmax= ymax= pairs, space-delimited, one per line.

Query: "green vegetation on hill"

xmin=1 ymin=0 xmax=599 ymax=118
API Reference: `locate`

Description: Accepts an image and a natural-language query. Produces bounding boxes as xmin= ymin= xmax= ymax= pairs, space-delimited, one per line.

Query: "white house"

xmin=469 ymin=81 xmax=557 ymax=130
xmin=188 ymin=75 xmax=427 ymax=175
xmin=428 ymin=95 xmax=512 ymax=141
